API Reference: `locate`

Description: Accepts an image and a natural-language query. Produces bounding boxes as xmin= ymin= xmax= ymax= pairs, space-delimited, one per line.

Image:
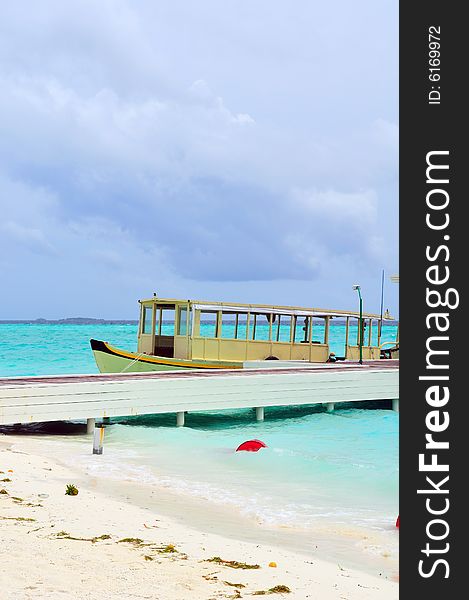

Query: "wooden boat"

xmin=90 ymin=296 xmax=399 ymax=373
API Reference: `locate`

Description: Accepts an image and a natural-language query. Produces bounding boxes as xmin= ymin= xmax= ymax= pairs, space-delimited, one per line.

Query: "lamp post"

xmin=352 ymin=285 xmax=363 ymax=365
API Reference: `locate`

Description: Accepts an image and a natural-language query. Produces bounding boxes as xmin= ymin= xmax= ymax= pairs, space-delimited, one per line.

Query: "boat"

xmin=90 ymin=296 xmax=399 ymax=373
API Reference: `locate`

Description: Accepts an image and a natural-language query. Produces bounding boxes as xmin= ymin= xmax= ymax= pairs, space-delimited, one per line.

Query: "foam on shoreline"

xmin=0 ymin=435 xmax=398 ymax=599
xmin=1 ymin=433 xmax=398 ymax=589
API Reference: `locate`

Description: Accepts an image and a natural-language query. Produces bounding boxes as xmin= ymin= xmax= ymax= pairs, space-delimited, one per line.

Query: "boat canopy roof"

xmin=139 ymin=297 xmax=394 ymax=321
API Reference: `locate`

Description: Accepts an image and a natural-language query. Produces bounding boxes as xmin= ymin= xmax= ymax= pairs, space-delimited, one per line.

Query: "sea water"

xmin=0 ymin=323 xmax=399 ymax=572
xmin=0 ymin=322 xmax=398 ymax=376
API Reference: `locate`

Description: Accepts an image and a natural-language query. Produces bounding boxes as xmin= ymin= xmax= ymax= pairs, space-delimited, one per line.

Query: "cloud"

xmin=0 ymin=0 xmax=398 ymax=317
xmin=1 ymin=221 xmax=56 ymax=255
xmin=292 ymin=188 xmax=378 ymax=224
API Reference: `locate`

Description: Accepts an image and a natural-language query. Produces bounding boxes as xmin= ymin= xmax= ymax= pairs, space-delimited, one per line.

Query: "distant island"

xmin=0 ymin=318 xmax=138 ymax=325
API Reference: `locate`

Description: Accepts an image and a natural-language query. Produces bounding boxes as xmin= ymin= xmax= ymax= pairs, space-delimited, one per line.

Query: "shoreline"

xmin=1 ymin=428 xmax=399 ymax=578
xmin=1 ymin=435 xmax=398 ymax=599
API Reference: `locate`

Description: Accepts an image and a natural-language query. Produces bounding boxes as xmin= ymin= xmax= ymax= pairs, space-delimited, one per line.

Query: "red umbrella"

xmin=236 ymin=439 xmax=267 ymax=452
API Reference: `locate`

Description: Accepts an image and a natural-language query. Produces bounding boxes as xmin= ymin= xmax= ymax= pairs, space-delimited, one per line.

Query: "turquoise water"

xmin=100 ymin=408 xmax=398 ymax=530
xmin=0 ymin=324 xmax=137 ymax=377
xmin=0 ymin=323 xmax=398 ymax=376
xmin=0 ymin=323 xmax=399 ymax=567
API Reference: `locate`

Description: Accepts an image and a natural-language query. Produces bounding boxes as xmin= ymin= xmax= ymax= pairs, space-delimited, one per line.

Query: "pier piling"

xmin=255 ymin=407 xmax=265 ymax=421
xmin=86 ymin=418 xmax=96 ymax=434
xmin=176 ymin=411 xmax=185 ymax=427
xmin=92 ymin=425 xmax=105 ymax=455
xmin=392 ymin=399 xmax=399 ymax=413
xmin=325 ymin=403 xmax=335 ymax=412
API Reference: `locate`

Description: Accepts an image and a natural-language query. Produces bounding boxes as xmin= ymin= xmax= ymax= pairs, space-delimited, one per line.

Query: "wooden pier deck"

xmin=0 ymin=360 xmax=399 ymax=427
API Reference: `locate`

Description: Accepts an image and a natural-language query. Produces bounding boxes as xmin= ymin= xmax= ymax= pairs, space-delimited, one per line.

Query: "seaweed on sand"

xmin=157 ymin=544 xmax=177 ymax=553
xmin=92 ymin=534 xmax=112 ymax=543
xmin=252 ymin=585 xmax=291 ymax=595
xmin=55 ymin=531 xmax=111 ymax=543
xmin=206 ymin=557 xmax=260 ymax=569
xmin=118 ymin=537 xmax=145 ymax=546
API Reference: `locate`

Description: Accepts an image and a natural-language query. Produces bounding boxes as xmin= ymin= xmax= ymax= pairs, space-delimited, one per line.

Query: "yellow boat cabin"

xmin=90 ymin=296 xmax=398 ymax=373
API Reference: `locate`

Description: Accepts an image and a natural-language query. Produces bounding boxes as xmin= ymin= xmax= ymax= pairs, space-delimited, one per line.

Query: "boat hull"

xmin=90 ymin=339 xmax=243 ymax=373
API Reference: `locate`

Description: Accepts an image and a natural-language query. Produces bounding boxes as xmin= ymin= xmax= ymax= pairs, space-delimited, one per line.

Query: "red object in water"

xmin=396 ymin=515 xmax=400 ymax=529
xmin=236 ymin=439 xmax=267 ymax=452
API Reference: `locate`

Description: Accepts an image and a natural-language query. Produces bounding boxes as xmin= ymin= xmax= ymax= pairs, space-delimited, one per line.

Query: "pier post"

xmin=86 ymin=418 xmax=96 ymax=434
xmin=255 ymin=407 xmax=264 ymax=421
xmin=392 ymin=399 xmax=399 ymax=413
xmin=325 ymin=402 xmax=335 ymax=413
xmin=176 ymin=411 xmax=185 ymax=427
xmin=92 ymin=425 xmax=105 ymax=455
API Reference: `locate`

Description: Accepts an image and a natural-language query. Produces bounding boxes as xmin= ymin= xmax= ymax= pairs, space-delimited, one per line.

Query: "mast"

xmin=379 ymin=269 xmax=385 ymax=342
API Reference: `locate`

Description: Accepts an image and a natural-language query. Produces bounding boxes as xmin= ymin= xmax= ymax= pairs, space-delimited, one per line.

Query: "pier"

xmin=0 ymin=360 xmax=398 ymax=428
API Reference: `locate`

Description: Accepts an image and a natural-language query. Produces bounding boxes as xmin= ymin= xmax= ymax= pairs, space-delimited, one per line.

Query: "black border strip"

xmin=400 ymin=2 xmax=465 ymax=594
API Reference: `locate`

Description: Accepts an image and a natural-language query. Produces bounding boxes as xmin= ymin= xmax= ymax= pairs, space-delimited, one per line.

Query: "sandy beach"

xmin=0 ymin=435 xmax=397 ymax=600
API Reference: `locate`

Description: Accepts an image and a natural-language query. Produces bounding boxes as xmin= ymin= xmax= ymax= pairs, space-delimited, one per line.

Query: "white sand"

xmin=1 ymin=436 xmax=398 ymax=599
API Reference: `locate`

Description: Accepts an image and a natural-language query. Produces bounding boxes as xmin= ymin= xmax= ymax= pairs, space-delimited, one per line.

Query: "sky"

xmin=0 ymin=1 xmax=398 ymax=320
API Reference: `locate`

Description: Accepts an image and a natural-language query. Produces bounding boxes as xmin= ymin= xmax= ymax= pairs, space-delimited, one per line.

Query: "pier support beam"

xmin=92 ymin=425 xmax=105 ymax=455
xmin=325 ymin=403 xmax=335 ymax=413
xmin=86 ymin=418 xmax=95 ymax=434
xmin=392 ymin=399 xmax=399 ymax=413
xmin=176 ymin=411 xmax=185 ymax=427
xmin=255 ymin=407 xmax=264 ymax=421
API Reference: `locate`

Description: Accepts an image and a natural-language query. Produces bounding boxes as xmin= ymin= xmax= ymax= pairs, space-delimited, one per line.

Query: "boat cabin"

xmin=137 ymin=297 xmax=397 ymax=363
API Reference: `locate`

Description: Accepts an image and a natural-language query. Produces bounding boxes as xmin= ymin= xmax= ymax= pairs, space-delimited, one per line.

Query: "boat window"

xmin=160 ymin=307 xmax=175 ymax=336
xmin=347 ymin=320 xmax=360 ymax=345
xmin=310 ymin=317 xmax=321 ymax=344
xmin=272 ymin=314 xmax=292 ymax=343
xmin=200 ymin=311 xmax=218 ymax=338
xmin=177 ymin=306 xmax=188 ymax=335
xmin=220 ymin=311 xmax=253 ymax=339
xmin=311 ymin=317 xmax=326 ymax=344
xmin=293 ymin=316 xmax=310 ymax=343
xmin=236 ymin=313 xmax=248 ymax=339
xmin=142 ymin=305 xmax=153 ymax=334
xmin=221 ymin=312 xmax=237 ymax=339
xmin=249 ymin=313 xmax=271 ymax=341
xmin=155 ymin=307 xmax=160 ymax=334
